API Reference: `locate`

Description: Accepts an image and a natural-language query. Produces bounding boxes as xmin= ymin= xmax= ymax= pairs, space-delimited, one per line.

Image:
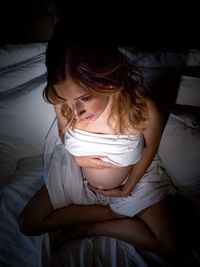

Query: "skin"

xmin=18 ymin=76 xmax=180 ymax=259
xmin=55 ymin=77 xmax=133 ymax=189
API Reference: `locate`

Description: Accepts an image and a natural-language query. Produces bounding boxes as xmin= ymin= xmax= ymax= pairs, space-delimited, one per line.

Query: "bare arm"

xmin=19 ymin=105 xmax=121 ymax=235
xmin=124 ymin=99 xmax=164 ymax=191
xmin=54 ymin=104 xmax=122 ymax=169
xmin=91 ymin=99 xmax=164 ymax=197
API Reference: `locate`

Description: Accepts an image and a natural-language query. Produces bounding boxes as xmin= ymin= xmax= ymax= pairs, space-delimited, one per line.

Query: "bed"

xmin=0 ymin=42 xmax=200 ymax=267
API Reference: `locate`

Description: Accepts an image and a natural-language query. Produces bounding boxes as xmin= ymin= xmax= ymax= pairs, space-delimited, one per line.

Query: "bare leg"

xmin=18 ymin=185 xmax=122 ymax=236
xmin=54 ymin=199 xmax=178 ymax=257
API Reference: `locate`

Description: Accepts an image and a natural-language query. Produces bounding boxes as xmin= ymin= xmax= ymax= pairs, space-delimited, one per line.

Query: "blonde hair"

xmin=43 ymin=20 xmax=148 ymax=134
xmin=44 ymin=76 xmax=148 ymax=134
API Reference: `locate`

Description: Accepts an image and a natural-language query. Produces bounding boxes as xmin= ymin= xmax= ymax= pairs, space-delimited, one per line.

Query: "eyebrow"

xmin=52 ymin=86 xmax=88 ymax=101
xmin=59 ymin=93 xmax=89 ymax=101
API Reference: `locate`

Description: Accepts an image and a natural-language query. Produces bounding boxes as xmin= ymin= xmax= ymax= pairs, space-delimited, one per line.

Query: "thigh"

xmin=137 ymin=197 xmax=177 ymax=241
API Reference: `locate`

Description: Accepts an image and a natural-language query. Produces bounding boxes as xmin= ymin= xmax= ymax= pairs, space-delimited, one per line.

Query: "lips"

xmin=83 ymin=115 xmax=94 ymax=121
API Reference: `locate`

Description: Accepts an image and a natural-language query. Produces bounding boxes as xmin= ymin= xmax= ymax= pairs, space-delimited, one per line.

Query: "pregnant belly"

xmin=82 ymin=166 xmax=133 ymax=190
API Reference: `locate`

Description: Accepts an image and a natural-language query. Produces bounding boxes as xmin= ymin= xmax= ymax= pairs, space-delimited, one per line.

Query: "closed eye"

xmin=81 ymin=95 xmax=93 ymax=102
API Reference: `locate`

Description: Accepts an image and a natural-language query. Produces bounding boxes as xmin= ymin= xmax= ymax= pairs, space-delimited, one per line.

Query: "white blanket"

xmin=0 ymin=156 xmax=171 ymax=267
xmin=44 ymin=120 xmax=176 ymax=217
xmin=1 ymin=43 xmax=200 ymax=267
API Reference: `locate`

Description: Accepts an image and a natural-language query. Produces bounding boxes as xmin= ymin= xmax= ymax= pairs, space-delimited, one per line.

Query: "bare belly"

xmin=82 ymin=166 xmax=133 ymax=190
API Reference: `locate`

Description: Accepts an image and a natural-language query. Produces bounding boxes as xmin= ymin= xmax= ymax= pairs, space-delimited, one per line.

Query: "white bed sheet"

xmin=1 ymin=43 xmax=200 ymax=267
xmin=1 ymin=155 xmax=200 ymax=267
xmin=0 ymin=156 xmax=172 ymax=267
xmin=0 ymin=156 xmax=50 ymax=267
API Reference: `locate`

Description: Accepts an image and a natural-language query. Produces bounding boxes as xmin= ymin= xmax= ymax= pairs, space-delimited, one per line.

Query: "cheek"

xmin=89 ymin=99 xmax=107 ymax=112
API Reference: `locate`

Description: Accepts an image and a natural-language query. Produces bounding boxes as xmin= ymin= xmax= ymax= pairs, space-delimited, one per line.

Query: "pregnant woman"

xmin=18 ymin=19 xmax=179 ymax=262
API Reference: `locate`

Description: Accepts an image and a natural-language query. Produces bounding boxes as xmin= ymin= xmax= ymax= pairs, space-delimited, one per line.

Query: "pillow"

xmin=0 ymin=76 xmax=55 ymax=181
xmin=186 ymin=49 xmax=200 ymax=66
xmin=0 ymin=56 xmax=47 ymax=93
xmin=120 ymin=47 xmax=194 ymax=108
xmin=176 ymin=76 xmax=200 ymax=107
xmin=0 ymin=43 xmax=55 ymax=182
xmin=0 ymin=43 xmax=47 ymax=93
xmin=0 ymin=43 xmax=47 ymax=70
xmin=120 ymin=47 xmax=188 ymax=68
xmin=158 ymin=113 xmax=200 ymax=213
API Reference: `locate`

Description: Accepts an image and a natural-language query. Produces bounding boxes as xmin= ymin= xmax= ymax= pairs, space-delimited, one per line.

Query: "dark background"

xmin=0 ymin=0 xmax=199 ymax=49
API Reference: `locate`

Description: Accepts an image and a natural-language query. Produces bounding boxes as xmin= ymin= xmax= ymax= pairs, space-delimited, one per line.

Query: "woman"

xmin=18 ymin=19 xmax=178 ymax=261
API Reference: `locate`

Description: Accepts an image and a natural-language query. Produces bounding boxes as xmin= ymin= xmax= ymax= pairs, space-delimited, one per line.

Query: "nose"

xmin=73 ymin=102 xmax=86 ymax=118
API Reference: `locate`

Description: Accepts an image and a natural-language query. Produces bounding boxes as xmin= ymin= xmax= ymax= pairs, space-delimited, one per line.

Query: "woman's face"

xmin=54 ymin=77 xmax=109 ymax=122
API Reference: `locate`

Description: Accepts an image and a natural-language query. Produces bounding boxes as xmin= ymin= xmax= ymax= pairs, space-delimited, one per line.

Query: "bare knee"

xmin=138 ymin=200 xmax=180 ymax=257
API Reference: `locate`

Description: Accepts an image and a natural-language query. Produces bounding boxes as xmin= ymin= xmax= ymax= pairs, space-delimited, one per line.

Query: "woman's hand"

xmin=88 ymin=183 xmax=134 ymax=198
xmin=73 ymin=155 xmax=122 ymax=169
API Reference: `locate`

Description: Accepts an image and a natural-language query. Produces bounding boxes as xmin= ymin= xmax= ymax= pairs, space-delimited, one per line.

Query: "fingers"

xmin=88 ymin=185 xmax=117 ymax=197
xmin=74 ymin=155 xmax=123 ymax=169
xmin=88 ymin=184 xmax=131 ymax=197
xmin=94 ymin=158 xmax=122 ymax=169
xmin=97 ymin=162 xmax=122 ymax=169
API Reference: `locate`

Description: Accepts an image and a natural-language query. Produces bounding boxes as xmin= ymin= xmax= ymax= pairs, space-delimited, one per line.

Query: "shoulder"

xmin=145 ymin=98 xmax=163 ymax=121
xmin=143 ymin=98 xmax=164 ymax=132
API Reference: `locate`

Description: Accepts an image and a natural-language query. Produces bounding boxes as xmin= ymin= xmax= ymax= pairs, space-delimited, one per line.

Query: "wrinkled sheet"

xmin=0 ymin=155 xmax=171 ymax=267
xmin=1 ymin=155 xmax=200 ymax=266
